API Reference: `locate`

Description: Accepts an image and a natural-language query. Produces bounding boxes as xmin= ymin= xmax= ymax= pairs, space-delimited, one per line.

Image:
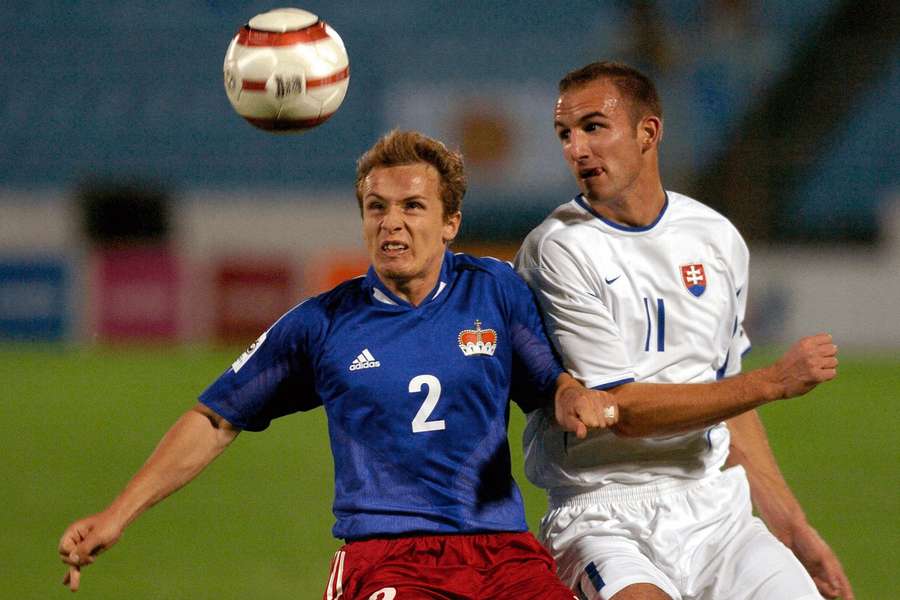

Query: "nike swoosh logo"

xmin=605 ymin=275 xmax=621 ymax=285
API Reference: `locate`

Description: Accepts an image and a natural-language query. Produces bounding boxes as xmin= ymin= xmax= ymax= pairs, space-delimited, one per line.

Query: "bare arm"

xmin=607 ymin=334 xmax=837 ymax=438
xmin=58 ymin=403 xmax=240 ymax=591
xmin=726 ymin=411 xmax=854 ymax=599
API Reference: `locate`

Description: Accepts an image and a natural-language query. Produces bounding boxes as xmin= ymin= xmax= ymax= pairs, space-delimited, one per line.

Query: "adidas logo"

xmin=349 ymin=348 xmax=381 ymax=371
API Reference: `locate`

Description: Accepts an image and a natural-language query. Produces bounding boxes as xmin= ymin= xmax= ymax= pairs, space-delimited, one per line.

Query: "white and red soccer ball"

xmin=223 ymin=8 xmax=349 ymax=133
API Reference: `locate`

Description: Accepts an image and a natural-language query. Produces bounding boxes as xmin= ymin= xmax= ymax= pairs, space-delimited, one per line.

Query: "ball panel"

xmin=248 ymin=8 xmax=318 ymax=33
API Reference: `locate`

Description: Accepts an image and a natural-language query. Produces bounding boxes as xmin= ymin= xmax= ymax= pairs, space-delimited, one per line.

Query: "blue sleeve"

xmin=198 ymin=300 xmax=324 ymax=431
xmin=502 ymin=266 xmax=564 ymax=413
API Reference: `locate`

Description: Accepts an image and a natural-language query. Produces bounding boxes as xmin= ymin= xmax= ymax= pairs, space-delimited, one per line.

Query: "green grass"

xmin=2 ymin=346 xmax=897 ymax=599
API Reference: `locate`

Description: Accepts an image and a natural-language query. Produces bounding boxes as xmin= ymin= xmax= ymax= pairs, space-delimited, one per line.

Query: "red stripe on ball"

xmin=241 ymin=80 xmax=268 ymax=91
xmin=307 ymin=67 xmax=350 ymax=88
xmin=236 ymin=22 xmax=330 ymax=47
xmin=244 ymin=112 xmax=336 ymax=132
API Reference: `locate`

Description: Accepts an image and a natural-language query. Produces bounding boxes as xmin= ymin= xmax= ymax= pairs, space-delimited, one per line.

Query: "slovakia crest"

xmin=458 ymin=320 xmax=497 ymax=357
xmin=680 ymin=263 xmax=707 ymax=297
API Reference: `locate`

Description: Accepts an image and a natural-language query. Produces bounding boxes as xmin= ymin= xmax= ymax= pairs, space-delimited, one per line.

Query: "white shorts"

xmin=539 ymin=467 xmax=821 ymax=600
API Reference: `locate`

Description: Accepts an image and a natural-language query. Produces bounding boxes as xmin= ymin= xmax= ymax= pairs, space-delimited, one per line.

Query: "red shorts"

xmin=323 ymin=531 xmax=577 ymax=600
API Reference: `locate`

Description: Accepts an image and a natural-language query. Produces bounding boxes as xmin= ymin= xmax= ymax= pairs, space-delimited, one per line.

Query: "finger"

xmin=59 ymin=527 xmax=83 ymax=557
xmin=812 ymin=576 xmax=838 ymax=599
xmin=817 ymin=368 xmax=837 ymax=381
xmin=841 ymin=581 xmax=855 ymax=600
xmin=64 ymin=565 xmax=80 ymax=591
xmin=557 ymin=410 xmax=583 ymax=436
xmin=578 ymin=399 xmax=603 ymax=429
xmin=819 ymin=356 xmax=838 ymax=369
xmin=809 ymin=332 xmax=833 ymax=345
xmin=830 ymin=567 xmax=854 ymax=600
xmin=574 ymin=422 xmax=587 ymax=440
xmin=71 ymin=544 xmax=97 ymax=566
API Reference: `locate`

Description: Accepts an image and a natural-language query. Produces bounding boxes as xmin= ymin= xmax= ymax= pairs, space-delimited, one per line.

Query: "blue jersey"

xmin=200 ymin=250 xmax=563 ymax=541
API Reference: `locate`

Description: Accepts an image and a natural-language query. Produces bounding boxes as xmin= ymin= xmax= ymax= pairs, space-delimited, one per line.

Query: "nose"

xmin=567 ymin=129 xmax=590 ymax=161
xmin=380 ymin=203 xmax=403 ymax=232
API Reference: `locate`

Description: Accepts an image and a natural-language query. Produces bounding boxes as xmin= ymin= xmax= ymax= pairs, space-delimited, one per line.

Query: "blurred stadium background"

xmin=1 ymin=1 xmax=897 ymax=598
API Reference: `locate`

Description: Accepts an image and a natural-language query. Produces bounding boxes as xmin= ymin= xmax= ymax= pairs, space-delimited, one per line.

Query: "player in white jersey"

xmin=515 ymin=62 xmax=854 ymax=600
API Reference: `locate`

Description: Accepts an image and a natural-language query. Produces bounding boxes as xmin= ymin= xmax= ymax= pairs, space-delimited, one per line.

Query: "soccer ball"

xmin=223 ymin=8 xmax=349 ymax=133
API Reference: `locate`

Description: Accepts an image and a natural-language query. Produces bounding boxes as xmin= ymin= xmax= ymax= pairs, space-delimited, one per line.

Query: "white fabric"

xmin=515 ymin=192 xmax=751 ymax=491
xmin=541 ymin=467 xmax=820 ymax=600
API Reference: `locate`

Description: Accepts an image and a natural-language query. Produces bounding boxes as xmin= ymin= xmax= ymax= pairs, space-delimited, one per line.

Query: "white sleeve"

xmin=723 ymin=231 xmax=752 ymax=378
xmin=516 ymin=237 xmax=635 ymax=389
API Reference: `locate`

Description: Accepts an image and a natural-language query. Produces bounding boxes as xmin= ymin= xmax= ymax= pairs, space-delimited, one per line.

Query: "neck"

xmin=588 ymin=186 xmax=666 ymax=227
xmin=587 ymin=164 xmax=665 ymax=227
xmin=385 ymin=274 xmax=438 ymax=306
xmin=377 ymin=251 xmax=446 ymax=307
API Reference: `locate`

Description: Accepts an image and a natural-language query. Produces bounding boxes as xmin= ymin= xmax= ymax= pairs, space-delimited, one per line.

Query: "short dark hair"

xmin=355 ymin=130 xmax=466 ymax=219
xmin=559 ymin=61 xmax=662 ymax=126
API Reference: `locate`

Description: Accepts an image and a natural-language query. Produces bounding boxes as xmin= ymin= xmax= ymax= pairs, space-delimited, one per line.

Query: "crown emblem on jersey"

xmin=458 ymin=320 xmax=497 ymax=357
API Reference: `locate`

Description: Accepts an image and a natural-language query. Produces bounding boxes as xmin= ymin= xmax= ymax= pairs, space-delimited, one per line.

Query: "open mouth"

xmin=579 ymin=167 xmax=603 ymax=179
xmin=381 ymin=241 xmax=409 ymax=254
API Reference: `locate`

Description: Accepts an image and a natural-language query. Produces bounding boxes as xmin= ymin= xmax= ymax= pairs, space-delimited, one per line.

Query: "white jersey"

xmin=515 ymin=191 xmax=751 ymax=496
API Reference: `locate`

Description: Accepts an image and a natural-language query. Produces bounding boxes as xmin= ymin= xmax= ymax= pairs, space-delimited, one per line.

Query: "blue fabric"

xmin=200 ymin=250 xmax=563 ymax=540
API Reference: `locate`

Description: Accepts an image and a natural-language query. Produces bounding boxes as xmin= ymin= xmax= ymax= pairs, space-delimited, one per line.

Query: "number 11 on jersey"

xmin=643 ymin=297 xmax=666 ymax=352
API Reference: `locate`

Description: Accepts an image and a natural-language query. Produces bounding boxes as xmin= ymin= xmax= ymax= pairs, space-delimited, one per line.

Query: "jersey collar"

xmin=365 ymin=249 xmax=454 ymax=308
xmin=574 ymin=192 xmax=669 ymax=232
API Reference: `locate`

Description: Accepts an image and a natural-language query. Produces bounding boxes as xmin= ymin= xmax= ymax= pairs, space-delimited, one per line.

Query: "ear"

xmin=639 ymin=115 xmax=662 ymax=151
xmin=443 ymin=211 xmax=462 ymax=244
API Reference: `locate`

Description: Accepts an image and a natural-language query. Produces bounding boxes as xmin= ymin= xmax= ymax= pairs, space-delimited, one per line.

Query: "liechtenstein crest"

xmin=458 ymin=320 xmax=497 ymax=357
xmin=680 ymin=263 xmax=707 ymax=297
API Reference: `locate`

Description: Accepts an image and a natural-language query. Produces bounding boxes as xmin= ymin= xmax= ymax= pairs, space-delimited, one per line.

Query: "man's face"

xmin=361 ymin=163 xmax=460 ymax=291
xmin=554 ymin=78 xmax=646 ymax=204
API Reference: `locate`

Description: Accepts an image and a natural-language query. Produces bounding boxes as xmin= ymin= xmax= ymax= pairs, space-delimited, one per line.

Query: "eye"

xmin=556 ymin=129 xmax=570 ymax=142
xmin=405 ymin=200 xmax=425 ymax=211
xmin=584 ymin=121 xmax=606 ymax=132
xmin=365 ymin=199 xmax=384 ymax=212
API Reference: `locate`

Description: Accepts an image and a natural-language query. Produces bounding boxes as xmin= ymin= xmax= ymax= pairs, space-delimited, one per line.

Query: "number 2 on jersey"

xmin=410 ymin=374 xmax=446 ymax=433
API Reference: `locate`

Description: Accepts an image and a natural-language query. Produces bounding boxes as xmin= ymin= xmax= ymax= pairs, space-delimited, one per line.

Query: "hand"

xmin=555 ymin=384 xmax=618 ymax=439
xmin=789 ymin=522 xmax=854 ymax=599
xmin=769 ymin=333 xmax=838 ymax=399
xmin=58 ymin=511 xmax=124 ymax=591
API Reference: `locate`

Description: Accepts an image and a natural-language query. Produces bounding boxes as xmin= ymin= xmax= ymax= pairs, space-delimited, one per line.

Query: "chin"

xmin=374 ymin=260 xmax=411 ymax=280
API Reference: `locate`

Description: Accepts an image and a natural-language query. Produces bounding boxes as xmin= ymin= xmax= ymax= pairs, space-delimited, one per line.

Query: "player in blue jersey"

xmin=516 ymin=62 xmax=854 ymax=600
xmin=58 ymin=130 xmax=619 ymax=598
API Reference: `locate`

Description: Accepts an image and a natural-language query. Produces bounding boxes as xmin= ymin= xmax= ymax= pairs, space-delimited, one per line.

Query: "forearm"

xmin=725 ymin=410 xmax=807 ymax=541
xmin=605 ymin=333 xmax=837 ymax=437
xmin=609 ymin=367 xmax=782 ymax=437
xmin=104 ymin=404 xmax=239 ymax=528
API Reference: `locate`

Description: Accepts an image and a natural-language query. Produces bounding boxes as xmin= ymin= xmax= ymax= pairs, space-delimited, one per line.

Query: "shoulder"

xmin=451 ymin=252 xmax=536 ymax=305
xmin=453 ymin=252 xmax=512 ymax=275
xmin=666 ymin=191 xmax=744 ymax=240
xmin=451 ymin=252 xmax=524 ymax=288
xmin=667 ymin=191 xmax=748 ymax=254
xmin=518 ymin=198 xmax=596 ymax=269
xmin=314 ymin=275 xmax=369 ymax=312
xmin=272 ymin=275 xmax=367 ymax=340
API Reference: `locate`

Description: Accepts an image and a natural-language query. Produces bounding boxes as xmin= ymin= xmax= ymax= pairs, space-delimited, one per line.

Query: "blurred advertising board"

xmin=0 ymin=258 xmax=68 ymax=341
xmin=92 ymin=246 xmax=180 ymax=342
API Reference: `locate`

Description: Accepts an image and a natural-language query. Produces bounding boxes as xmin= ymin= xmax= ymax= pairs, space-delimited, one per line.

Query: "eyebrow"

xmin=364 ymin=194 xmax=428 ymax=203
xmin=555 ymin=110 xmax=610 ymax=129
